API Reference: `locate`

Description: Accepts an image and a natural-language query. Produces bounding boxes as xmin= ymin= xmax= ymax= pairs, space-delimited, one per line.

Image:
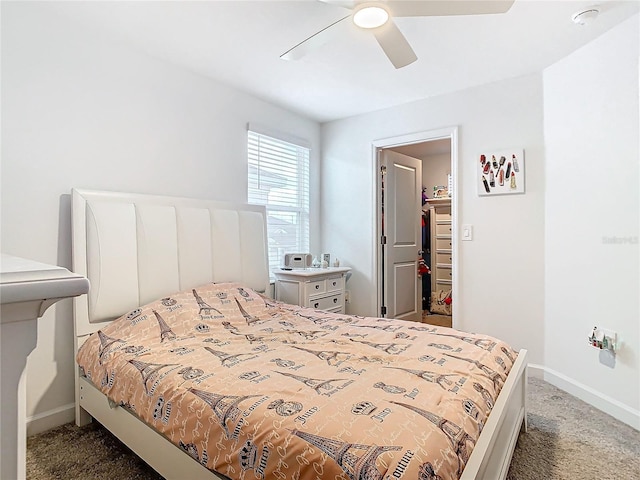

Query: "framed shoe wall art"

xmin=477 ymin=148 xmax=525 ymax=196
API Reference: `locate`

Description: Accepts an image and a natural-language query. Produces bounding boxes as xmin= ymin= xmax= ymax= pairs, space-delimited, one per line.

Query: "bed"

xmin=71 ymin=188 xmax=528 ymax=480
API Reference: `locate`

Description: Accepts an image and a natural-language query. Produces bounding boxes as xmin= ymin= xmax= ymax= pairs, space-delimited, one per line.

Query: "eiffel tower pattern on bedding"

xmin=76 ymin=282 xmax=519 ymax=480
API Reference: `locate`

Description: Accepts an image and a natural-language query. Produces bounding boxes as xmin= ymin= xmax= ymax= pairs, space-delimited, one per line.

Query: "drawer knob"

xmin=332 ymin=281 xmax=337 ymax=287
xmin=315 ymin=285 xmax=320 ymax=289
xmin=314 ymin=302 xmax=319 ymax=308
xmin=333 ymin=298 xmax=338 ymax=303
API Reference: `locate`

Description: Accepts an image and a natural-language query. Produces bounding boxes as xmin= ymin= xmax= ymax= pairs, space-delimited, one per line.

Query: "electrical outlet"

xmin=345 ymin=290 xmax=351 ymax=303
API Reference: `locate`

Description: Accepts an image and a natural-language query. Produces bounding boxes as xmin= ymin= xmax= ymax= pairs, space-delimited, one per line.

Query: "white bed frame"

xmin=71 ymin=188 xmax=528 ymax=480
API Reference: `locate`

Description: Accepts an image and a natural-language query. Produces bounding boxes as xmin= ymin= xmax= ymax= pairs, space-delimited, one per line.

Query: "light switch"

xmin=462 ymin=224 xmax=473 ymax=241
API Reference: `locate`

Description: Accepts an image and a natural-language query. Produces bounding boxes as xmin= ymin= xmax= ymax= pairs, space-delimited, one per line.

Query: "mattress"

xmin=76 ymin=282 xmax=518 ymax=480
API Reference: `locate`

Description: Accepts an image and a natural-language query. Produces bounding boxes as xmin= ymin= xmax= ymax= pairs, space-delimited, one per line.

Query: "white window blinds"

xmin=247 ymin=129 xmax=310 ymax=273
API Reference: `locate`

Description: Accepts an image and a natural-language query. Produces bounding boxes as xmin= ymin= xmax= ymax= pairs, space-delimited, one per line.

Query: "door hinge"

xmin=380 ymin=165 xmax=387 ymax=175
xmin=380 ymin=235 xmax=387 ymax=245
xmin=381 ymin=306 xmax=387 ymax=316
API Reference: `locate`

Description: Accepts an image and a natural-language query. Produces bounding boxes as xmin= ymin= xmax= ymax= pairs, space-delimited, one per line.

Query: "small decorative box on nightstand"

xmin=273 ymin=267 xmax=351 ymax=313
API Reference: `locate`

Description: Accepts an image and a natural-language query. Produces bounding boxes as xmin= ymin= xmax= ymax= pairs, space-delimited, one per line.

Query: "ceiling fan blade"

xmin=373 ymin=19 xmax=417 ymax=69
xmin=387 ymin=0 xmax=515 ymax=17
xmin=281 ymin=15 xmax=351 ymax=61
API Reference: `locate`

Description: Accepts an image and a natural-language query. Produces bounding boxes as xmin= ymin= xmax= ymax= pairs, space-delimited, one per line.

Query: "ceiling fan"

xmin=281 ymin=0 xmax=515 ymax=69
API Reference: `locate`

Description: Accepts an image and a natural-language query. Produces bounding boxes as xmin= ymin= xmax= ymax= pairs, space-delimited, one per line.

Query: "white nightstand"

xmin=273 ymin=267 xmax=351 ymax=313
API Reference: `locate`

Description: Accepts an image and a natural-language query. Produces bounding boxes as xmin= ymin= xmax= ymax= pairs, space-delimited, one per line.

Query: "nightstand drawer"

xmin=308 ymin=279 xmax=326 ymax=295
xmin=326 ymin=276 xmax=344 ymax=293
xmin=310 ymin=293 xmax=343 ymax=310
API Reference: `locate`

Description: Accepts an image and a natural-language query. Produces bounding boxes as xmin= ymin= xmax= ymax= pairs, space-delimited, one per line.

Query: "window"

xmin=247 ymin=128 xmax=310 ymax=274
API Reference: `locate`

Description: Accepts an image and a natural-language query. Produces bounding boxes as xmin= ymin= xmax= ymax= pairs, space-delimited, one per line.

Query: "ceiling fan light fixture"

xmin=353 ymin=4 xmax=389 ymax=29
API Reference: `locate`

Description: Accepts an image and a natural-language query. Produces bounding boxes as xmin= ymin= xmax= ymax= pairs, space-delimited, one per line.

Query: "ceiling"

xmin=44 ymin=0 xmax=640 ymax=123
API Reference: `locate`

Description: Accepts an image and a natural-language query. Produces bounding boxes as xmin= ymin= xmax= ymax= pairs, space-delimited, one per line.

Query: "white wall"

xmin=0 ymin=3 xmax=321 ymax=432
xmin=321 ymin=74 xmax=546 ymax=364
xmin=421 ymin=153 xmax=451 ymax=196
xmin=543 ymin=14 xmax=639 ymax=428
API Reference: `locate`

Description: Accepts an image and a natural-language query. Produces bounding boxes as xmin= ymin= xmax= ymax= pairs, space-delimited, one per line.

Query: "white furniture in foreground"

xmin=273 ymin=267 xmax=351 ymax=313
xmin=0 ymin=254 xmax=89 ymax=480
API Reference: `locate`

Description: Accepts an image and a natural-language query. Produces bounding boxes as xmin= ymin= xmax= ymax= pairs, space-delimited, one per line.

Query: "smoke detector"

xmin=572 ymin=7 xmax=600 ymax=26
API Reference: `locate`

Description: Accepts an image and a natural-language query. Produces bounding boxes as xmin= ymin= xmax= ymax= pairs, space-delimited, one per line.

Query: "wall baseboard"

xmin=26 ymin=403 xmax=75 ymax=436
xmin=527 ymin=364 xmax=639 ymax=431
xmin=526 ymin=363 xmax=545 ymax=379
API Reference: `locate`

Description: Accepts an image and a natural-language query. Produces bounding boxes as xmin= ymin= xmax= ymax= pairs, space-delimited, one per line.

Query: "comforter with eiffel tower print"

xmin=76 ymin=282 xmax=519 ymax=480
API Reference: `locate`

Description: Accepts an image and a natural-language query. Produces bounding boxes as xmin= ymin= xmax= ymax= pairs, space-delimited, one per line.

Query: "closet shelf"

xmin=424 ymin=197 xmax=451 ymax=207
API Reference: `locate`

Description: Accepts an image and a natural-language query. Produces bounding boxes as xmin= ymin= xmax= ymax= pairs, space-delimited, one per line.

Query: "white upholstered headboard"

xmin=71 ymin=189 xmax=270 ymax=338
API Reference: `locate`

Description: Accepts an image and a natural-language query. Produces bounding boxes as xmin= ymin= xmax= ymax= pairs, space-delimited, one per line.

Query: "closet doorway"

xmin=375 ymin=128 xmax=457 ymax=328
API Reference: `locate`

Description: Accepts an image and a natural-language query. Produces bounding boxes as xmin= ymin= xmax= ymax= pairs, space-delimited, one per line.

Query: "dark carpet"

xmin=27 ymin=377 xmax=639 ymax=479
